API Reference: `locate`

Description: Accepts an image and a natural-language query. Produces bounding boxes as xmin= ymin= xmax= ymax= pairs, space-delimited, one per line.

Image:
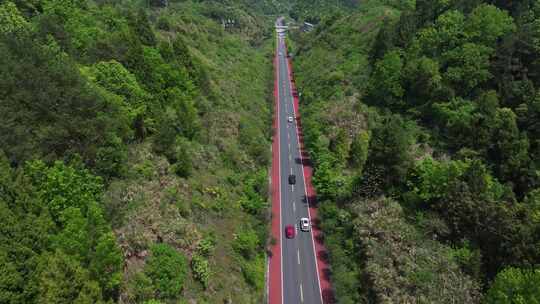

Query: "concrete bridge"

xmin=275 ymin=25 xmax=288 ymax=34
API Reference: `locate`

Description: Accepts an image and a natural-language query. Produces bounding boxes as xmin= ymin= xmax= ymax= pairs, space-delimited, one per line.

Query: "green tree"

xmin=368 ymin=50 xmax=404 ymax=109
xmin=465 ymin=4 xmax=515 ymax=48
xmin=130 ymin=8 xmax=156 ymax=46
xmin=409 ymin=157 xmax=469 ymax=203
xmin=403 ymin=56 xmax=442 ymax=107
xmin=0 ymin=250 xmax=24 ymax=303
xmin=89 ymin=232 xmax=123 ymax=298
xmin=486 ymin=267 xmax=540 ymax=304
xmin=312 ymin=154 xmax=348 ymax=201
xmin=443 ymin=42 xmax=493 ymax=92
xmin=491 ymin=108 xmax=531 ymax=192
xmin=0 ymin=1 xmax=29 ymax=35
xmin=88 ymin=60 xmax=149 ymax=117
xmin=0 ymin=34 xmax=129 ymax=165
xmin=26 ymin=160 xmax=103 ymax=220
xmin=368 ymin=114 xmax=415 ymax=185
xmin=34 ymin=250 xmax=104 ymax=304
xmin=432 ymin=98 xmax=476 ymax=148
xmin=370 ymin=17 xmax=397 ymax=61
xmin=348 ymin=130 xmax=370 ymax=173
xmin=51 ymin=207 xmax=91 ymax=259
xmin=472 ymin=90 xmax=499 ymax=151
xmin=433 ymin=10 xmax=466 ymax=52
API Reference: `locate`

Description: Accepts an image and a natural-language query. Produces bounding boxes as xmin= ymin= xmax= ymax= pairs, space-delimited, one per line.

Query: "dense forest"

xmin=0 ymin=0 xmax=281 ymax=303
xmin=289 ymin=0 xmax=540 ymax=302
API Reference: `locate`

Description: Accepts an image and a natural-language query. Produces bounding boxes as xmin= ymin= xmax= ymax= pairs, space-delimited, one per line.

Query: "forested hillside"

xmin=289 ymin=0 xmax=540 ymax=302
xmin=0 ymin=0 xmax=277 ymax=303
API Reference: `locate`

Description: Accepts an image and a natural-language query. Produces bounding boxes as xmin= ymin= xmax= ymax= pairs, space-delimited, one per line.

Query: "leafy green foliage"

xmin=367 ymin=114 xmax=416 ymax=185
xmin=1 ymin=0 xmax=274 ymax=302
xmin=486 ymin=267 xmax=540 ymax=303
xmin=191 ymin=254 xmax=210 ymax=289
xmin=144 ymin=243 xmax=188 ymax=300
xmin=0 ymin=157 xmax=121 ymax=302
xmin=0 ymin=1 xmax=29 ymax=35
xmin=368 ymin=50 xmax=404 ymax=109
xmin=353 ymin=197 xmax=480 ymax=302
xmin=233 ymin=230 xmax=259 ymax=259
xmin=349 ymin=130 xmax=370 ymax=173
xmin=290 ymin=0 xmax=540 ymax=302
xmin=26 ymin=160 xmax=103 ymax=219
xmin=0 ymin=33 xmax=130 ymax=167
xmin=408 ymin=157 xmax=469 ymax=202
xmin=34 ymin=250 xmax=104 ymax=304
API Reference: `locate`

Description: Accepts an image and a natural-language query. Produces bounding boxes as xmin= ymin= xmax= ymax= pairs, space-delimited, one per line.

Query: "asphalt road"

xmin=276 ymin=21 xmax=323 ymax=304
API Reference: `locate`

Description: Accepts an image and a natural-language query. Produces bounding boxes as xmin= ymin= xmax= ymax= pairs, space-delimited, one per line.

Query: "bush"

xmin=349 ymin=130 xmax=370 ymax=173
xmin=191 ymin=254 xmax=210 ymax=288
xmin=144 ymin=243 xmax=188 ymax=300
xmin=233 ymin=230 xmax=259 ymax=259
xmin=171 ymin=136 xmax=193 ymax=178
xmin=241 ymin=254 xmax=265 ymax=290
xmin=130 ymin=272 xmax=154 ymax=303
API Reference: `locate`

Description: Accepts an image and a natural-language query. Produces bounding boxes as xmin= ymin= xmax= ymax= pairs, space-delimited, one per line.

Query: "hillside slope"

xmin=289 ymin=0 xmax=540 ymax=302
xmin=0 ymin=0 xmax=276 ymax=303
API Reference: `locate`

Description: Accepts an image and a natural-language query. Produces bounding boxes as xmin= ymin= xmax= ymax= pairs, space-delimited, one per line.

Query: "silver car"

xmin=300 ymin=218 xmax=310 ymax=232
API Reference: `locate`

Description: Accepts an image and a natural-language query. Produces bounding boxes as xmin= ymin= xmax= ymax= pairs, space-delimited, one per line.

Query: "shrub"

xmin=191 ymin=254 xmax=210 ymax=288
xmin=241 ymin=255 xmax=265 ymax=290
xmin=144 ymin=243 xmax=188 ymax=300
xmin=233 ymin=229 xmax=259 ymax=259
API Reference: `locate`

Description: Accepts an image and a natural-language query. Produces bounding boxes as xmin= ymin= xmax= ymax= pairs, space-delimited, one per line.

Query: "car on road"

xmin=300 ymin=218 xmax=310 ymax=232
xmin=285 ymin=225 xmax=295 ymax=239
xmin=288 ymin=174 xmax=296 ymax=184
xmin=288 ymin=116 xmax=294 ymax=123
xmin=279 ymin=51 xmax=283 ymax=56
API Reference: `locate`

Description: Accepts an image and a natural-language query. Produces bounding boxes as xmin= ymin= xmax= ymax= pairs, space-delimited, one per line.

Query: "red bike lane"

xmin=268 ymin=47 xmax=282 ymax=304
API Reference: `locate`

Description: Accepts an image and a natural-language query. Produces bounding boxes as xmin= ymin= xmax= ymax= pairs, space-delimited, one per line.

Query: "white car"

xmin=300 ymin=218 xmax=310 ymax=232
xmin=288 ymin=116 xmax=294 ymax=123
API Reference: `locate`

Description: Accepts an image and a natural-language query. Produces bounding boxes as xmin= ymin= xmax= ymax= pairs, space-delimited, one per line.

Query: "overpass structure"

xmin=275 ymin=25 xmax=289 ymax=34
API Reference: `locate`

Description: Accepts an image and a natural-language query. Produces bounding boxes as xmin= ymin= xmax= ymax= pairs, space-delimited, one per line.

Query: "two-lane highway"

xmin=275 ymin=24 xmax=323 ymax=304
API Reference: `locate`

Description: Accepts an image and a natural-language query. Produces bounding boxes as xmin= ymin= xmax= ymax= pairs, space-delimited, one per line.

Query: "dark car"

xmin=285 ymin=225 xmax=295 ymax=239
xmin=288 ymin=174 xmax=296 ymax=185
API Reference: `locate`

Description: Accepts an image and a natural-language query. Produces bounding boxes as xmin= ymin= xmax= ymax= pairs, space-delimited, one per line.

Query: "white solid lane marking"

xmin=297 ymin=249 xmax=301 ymax=265
xmin=284 ymin=41 xmax=324 ymax=304
xmin=300 ymin=283 xmax=304 ymax=303
xmin=275 ymin=33 xmax=284 ymax=304
xmin=293 ymin=201 xmax=296 ymax=212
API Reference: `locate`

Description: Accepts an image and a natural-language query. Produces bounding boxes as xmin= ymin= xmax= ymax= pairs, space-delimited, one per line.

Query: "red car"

xmin=285 ymin=225 xmax=295 ymax=239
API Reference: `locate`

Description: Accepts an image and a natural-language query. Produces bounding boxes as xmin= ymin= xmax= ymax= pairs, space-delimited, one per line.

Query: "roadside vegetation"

xmin=289 ymin=0 xmax=540 ymax=302
xmin=0 ymin=0 xmax=277 ymax=302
